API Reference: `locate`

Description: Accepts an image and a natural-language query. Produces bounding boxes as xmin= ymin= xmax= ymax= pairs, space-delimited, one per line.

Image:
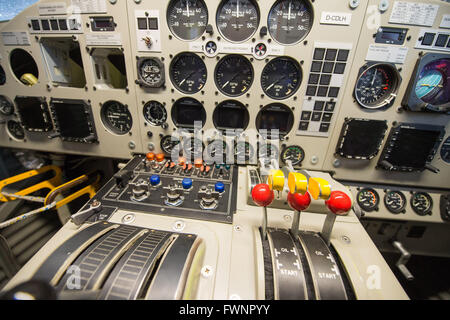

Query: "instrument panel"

xmin=0 ymin=0 xmax=448 ymax=193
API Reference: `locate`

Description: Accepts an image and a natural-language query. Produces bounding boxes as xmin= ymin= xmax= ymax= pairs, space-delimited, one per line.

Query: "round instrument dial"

xmin=354 ymin=64 xmax=400 ymax=109
xmin=216 ymin=0 xmax=260 ymax=43
xmin=143 ymin=101 xmax=167 ymax=126
xmin=384 ymin=190 xmax=406 ymax=214
xmin=170 ymin=53 xmax=207 ymax=94
xmin=411 ymin=192 xmax=433 ymax=216
xmin=357 ymin=188 xmax=379 ymax=212
xmin=235 ymin=141 xmax=254 ymax=162
xmin=167 ymin=0 xmax=208 ymax=41
xmin=268 ymin=0 xmax=313 ymax=45
xmin=205 ymin=140 xmax=228 ymax=164
xmin=138 ymin=58 xmax=164 ymax=87
xmin=0 ymin=96 xmax=14 ymax=116
xmin=101 ymin=101 xmax=132 ymax=135
xmin=281 ymin=145 xmax=305 ymax=166
xmin=415 ymin=58 xmax=450 ymax=107
xmin=160 ymin=135 xmax=181 ymax=155
xmin=261 ymin=57 xmax=302 ymax=99
xmin=215 ymin=54 xmax=254 ymax=97
xmin=183 ymin=137 xmax=204 ymax=159
xmin=7 ymin=120 xmax=25 ymax=140
xmin=258 ymin=143 xmax=279 ymax=162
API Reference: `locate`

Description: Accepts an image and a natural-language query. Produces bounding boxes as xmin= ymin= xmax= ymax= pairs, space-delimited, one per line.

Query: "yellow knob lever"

xmin=267 ymin=169 xmax=285 ymax=192
xmin=308 ymin=177 xmax=331 ymax=200
xmin=288 ymin=172 xmax=308 ymax=195
xmin=20 ymin=73 xmax=38 ymax=86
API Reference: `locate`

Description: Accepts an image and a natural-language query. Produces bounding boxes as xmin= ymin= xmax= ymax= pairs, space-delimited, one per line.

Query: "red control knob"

xmin=287 ymin=192 xmax=311 ymax=212
xmin=251 ymin=184 xmax=274 ymax=207
xmin=325 ymin=191 xmax=352 ymax=216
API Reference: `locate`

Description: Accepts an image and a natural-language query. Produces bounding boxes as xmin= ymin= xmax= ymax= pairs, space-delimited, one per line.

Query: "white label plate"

xmin=320 ymin=12 xmax=352 ymax=25
xmin=38 ymin=2 xmax=67 ymax=15
xmin=86 ymin=34 xmax=122 ymax=46
xmin=366 ymin=45 xmax=408 ymax=64
xmin=1 ymin=32 xmax=30 ymax=46
xmin=389 ymin=2 xmax=439 ymax=27
xmin=71 ymin=0 xmax=107 ymax=14
xmin=440 ymin=15 xmax=450 ymax=29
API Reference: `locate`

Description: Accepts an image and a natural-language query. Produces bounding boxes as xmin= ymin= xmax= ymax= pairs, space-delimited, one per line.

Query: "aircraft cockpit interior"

xmin=0 ymin=0 xmax=449 ymax=304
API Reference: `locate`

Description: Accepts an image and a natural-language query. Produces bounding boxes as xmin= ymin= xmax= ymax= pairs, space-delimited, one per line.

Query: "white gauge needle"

xmin=186 ymin=0 xmax=190 ymax=18
xmin=371 ymin=70 xmax=377 ymax=86
xmin=288 ymin=1 xmax=292 ymax=21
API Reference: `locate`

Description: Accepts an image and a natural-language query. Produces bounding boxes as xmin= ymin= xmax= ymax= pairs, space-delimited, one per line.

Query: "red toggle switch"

xmin=287 ymin=192 xmax=311 ymax=212
xmin=251 ymin=184 xmax=275 ymax=207
xmin=325 ymin=191 xmax=352 ymax=216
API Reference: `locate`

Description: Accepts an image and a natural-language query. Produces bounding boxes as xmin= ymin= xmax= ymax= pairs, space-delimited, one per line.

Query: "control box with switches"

xmin=83 ymin=154 xmax=238 ymax=224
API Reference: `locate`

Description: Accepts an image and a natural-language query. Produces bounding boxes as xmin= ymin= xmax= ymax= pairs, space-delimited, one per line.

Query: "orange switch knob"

xmin=146 ymin=152 xmax=155 ymax=161
xmin=156 ymin=153 xmax=165 ymax=162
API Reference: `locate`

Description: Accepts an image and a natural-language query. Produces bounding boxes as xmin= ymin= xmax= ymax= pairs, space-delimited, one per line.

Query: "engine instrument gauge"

xmin=143 ymin=101 xmax=167 ymax=126
xmin=170 ymin=53 xmax=207 ymax=94
xmin=183 ymin=137 xmax=204 ymax=159
xmin=167 ymin=0 xmax=208 ymax=41
xmin=160 ymin=135 xmax=181 ymax=155
xmin=354 ymin=63 xmax=400 ymax=109
xmin=101 ymin=101 xmax=132 ymax=135
xmin=216 ymin=0 xmax=260 ymax=43
xmin=137 ymin=58 xmax=165 ymax=88
xmin=268 ymin=0 xmax=313 ymax=45
xmin=235 ymin=141 xmax=254 ymax=162
xmin=261 ymin=57 xmax=302 ymax=99
xmin=0 ymin=96 xmax=14 ymax=116
xmin=215 ymin=54 xmax=254 ymax=97
xmin=356 ymin=188 xmax=379 ymax=212
xmin=7 ymin=120 xmax=25 ymax=140
xmin=384 ymin=190 xmax=406 ymax=214
xmin=411 ymin=192 xmax=433 ymax=216
xmin=258 ymin=143 xmax=279 ymax=162
xmin=281 ymin=145 xmax=305 ymax=166
xmin=205 ymin=140 xmax=228 ymax=164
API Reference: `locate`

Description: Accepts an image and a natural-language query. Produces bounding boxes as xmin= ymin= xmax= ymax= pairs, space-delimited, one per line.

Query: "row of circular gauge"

xmin=167 ymin=0 xmax=313 ymax=45
xmin=140 ymin=53 xmax=302 ymax=99
xmin=159 ymin=135 xmax=306 ymax=166
xmin=356 ymin=187 xmax=434 ymax=216
xmin=354 ymin=58 xmax=450 ymax=110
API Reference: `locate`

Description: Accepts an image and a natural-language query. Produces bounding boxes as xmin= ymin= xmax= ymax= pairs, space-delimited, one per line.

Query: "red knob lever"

xmin=325 ymin=191 xmax=352 ymax=216
xmin=287 ymin=192 xmax=311 ymax=212
xmin=251 ymin=184 xmax=274 ymax=207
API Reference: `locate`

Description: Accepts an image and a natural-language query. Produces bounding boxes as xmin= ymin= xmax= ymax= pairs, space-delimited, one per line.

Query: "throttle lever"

xmin=392 ymin=241 xmax=414 ymax=281
xmin=70 ymin=200 xmax=102 ymax=226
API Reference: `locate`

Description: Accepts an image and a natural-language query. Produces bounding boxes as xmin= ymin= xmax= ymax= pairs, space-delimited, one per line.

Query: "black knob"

xmin=161 ymin=122 xmax=168 ymax=130
xmin=206 ymin=24 xmax=213 ymax=35
xmin=147 ymin=131 xmax=153 ymax=138
xmin=260 ymin=26 xmax=268 ymax=37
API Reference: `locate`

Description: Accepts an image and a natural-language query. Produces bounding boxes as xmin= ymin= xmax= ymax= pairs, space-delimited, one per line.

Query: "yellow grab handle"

xmin=267 ymin=169 xmax=285 ymax=192
xmin=288 ymin=172 xmax=308 ymax=195
xmin=308 ymin=177 xmax=332 ymax=200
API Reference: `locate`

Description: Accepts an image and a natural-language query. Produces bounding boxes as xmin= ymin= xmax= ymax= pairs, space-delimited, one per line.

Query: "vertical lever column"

xmin=251 ymin=184 xmax=274 ymax=240
xmin=287 ymin=172 xmax=310 ymax=238
xmin=322 ymin=191 xmax=352 ymax=246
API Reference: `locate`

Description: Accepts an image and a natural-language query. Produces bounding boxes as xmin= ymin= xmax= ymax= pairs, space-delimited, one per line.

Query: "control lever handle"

xmin=392 ymin=241 xmax=414 ymax=281
xmin=251 ymin=184 xmax=274 ymax=240
xmin=70 ymin=200 xmax=102 ymax=226
xmin=322 ymin=191 xmax=352 ymax=245
xmin=287 ymin=192 xmax=311 ymax=238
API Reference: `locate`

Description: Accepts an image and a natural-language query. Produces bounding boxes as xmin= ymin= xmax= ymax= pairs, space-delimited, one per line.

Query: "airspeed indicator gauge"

xmin=354 ymin=63 xmax=401 ymax=109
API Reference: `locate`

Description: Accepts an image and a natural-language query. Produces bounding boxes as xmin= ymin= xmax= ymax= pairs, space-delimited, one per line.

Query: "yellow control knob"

xmin=308 ymin=177 xmax=331 ymax=200
xmin=267 ymin=169 xmax=285 ymax=192
xmin=288 ymin=172 xmax=308 ymax=195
